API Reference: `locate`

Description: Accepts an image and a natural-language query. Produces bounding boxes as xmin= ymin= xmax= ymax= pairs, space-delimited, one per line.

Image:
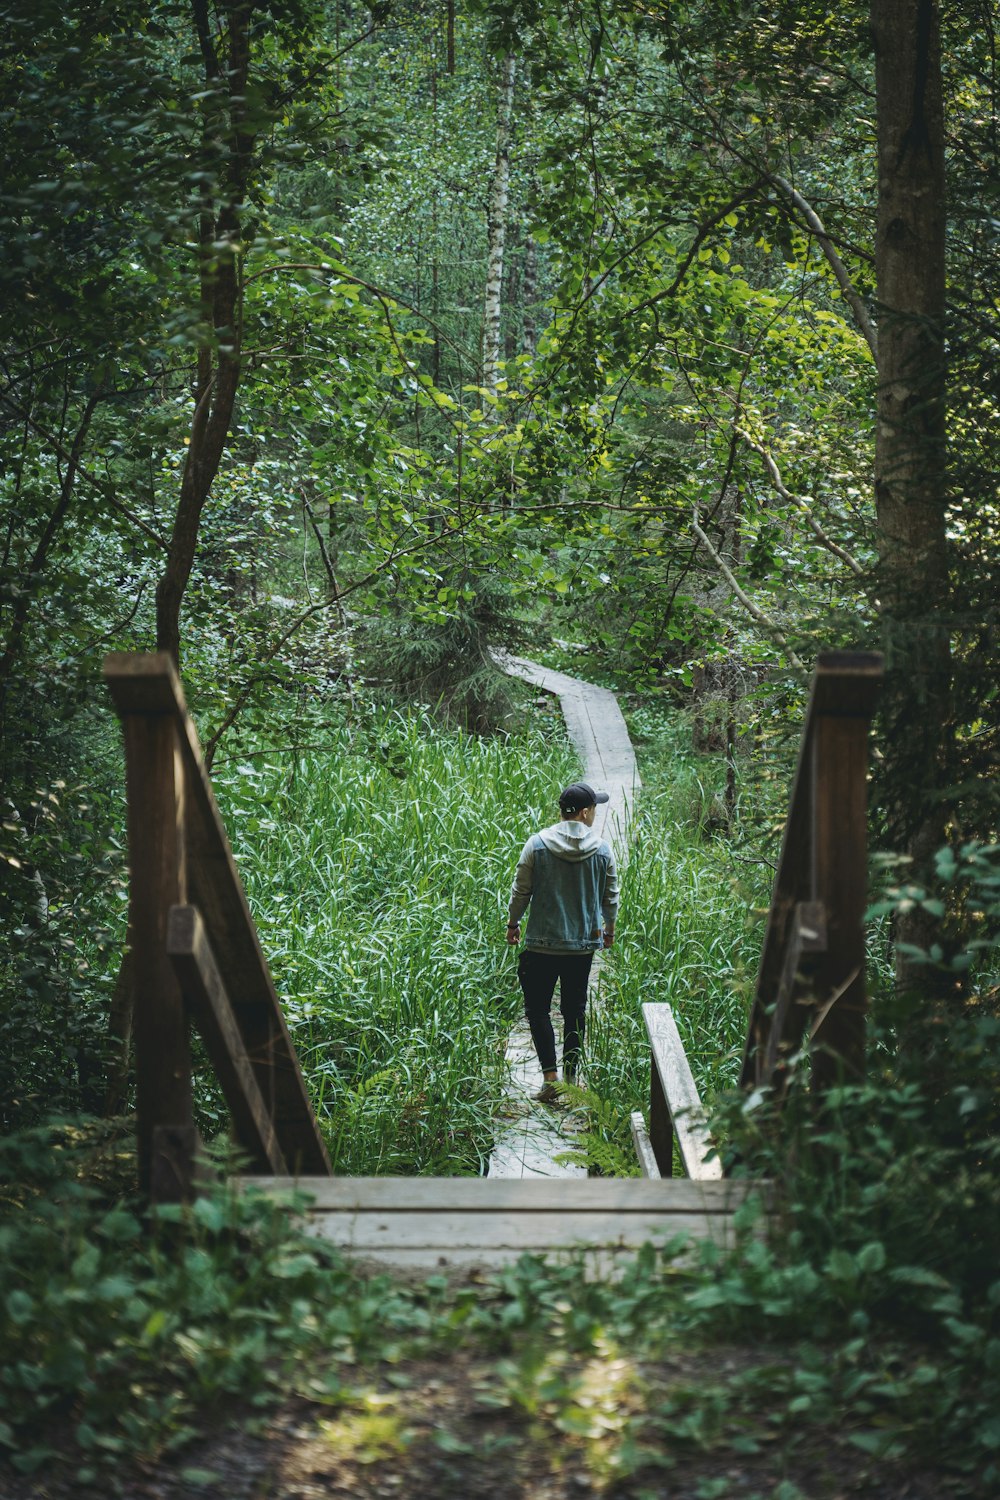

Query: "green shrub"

xmin=0 ymin=1120 xmax=424 ymax=1480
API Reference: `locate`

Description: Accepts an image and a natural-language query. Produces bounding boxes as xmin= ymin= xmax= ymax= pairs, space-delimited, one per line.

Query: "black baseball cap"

xmin=559 ymin=781 xmax=610 ymax=815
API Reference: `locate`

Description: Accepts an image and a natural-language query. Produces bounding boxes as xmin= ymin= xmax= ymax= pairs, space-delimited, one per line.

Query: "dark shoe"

xmin=534 ymin=1081 xmax=562 ymax=1105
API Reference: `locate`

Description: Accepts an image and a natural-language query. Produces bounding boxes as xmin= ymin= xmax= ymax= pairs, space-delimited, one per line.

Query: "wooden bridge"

xmin=104 ymin=648 xmax=882 ymax=1271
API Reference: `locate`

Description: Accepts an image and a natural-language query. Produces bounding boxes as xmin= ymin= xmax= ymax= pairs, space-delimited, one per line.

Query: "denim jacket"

xmin=508 ymin=821 xmax=619 ymax=953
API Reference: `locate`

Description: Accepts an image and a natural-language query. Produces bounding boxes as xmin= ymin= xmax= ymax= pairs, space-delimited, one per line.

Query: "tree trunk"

xmin=156 ymin=0 xmax=254 ymax=668
xmin=481 ymin=52 xmax=516 ymax=398
xmin=522 ymin=231 xmax=539 ymax=354
xmin=871 ymin=0 xmax=951 ymax=986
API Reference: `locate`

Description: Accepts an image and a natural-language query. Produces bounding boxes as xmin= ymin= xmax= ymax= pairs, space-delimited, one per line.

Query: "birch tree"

xmin=481 ymin=52 xmax=516 ymax=397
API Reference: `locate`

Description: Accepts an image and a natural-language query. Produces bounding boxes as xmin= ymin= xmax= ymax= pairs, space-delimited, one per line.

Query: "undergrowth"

xmin=3 ymin=1068 xmax=998 ymax=1497
xmin=0 ymin=1120 xmax=426 ymax=1483
xmin=5 ymin=683 xmax=997 ymax=1494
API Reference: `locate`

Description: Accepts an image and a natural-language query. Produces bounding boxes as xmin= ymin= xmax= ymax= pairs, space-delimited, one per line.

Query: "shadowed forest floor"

xmin=1 ymin=1341 xmax=974 ymax=1500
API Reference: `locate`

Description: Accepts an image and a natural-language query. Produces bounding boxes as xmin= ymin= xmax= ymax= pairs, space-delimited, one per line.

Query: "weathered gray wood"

xmin=248 ymin=1175 xmax=754 ymax=1213
xmin=167 ymin=904 xmax=288 ymax=1176
xmin=312 ymin=1209 xmax=735 ymax=1251
xmin=119 ymin=706 xmax=196 ymax=1200
xmin=630 ymin=1110 xmax=661 ymax=1179
xmin=305 ymin=1246 xmax=716 ymax=1278
xmin=245 ymin=1175 xmax=762 ymax=1270
xmin=105 ymin=653 xmax=331 ymax=1178
xmin=644 ymin=1003 xmax=723 ymax=1180
xmin=489 ymin=1021 xmax=588 ymax=1180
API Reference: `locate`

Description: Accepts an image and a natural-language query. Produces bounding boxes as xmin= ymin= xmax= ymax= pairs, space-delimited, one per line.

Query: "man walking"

xmin=506 ymin=782 xmax=619 ymax=1103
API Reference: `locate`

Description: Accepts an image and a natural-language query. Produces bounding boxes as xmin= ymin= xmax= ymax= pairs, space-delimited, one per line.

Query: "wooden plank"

xmin=104 ymin=654 xmax=331 ymax=1177
xmin=177 ymin=708 xmax=330 ymax=1176
xmin=811 ymin=650 xmax=885 ymax=719
xmin=167 ymin=904 xmax=288 ymax=1176
xmin=630 ymin=1110 xmax=661 ymax=1179
xmin=810 ymin=712 xmax=870 ymax=1086
xmin=315 ymin=1248 xmax=706 ymax=1278
xmin=648 ymin=1047 xmax=674 ymax=1177
xmin=309 ymin=1209 xmax=741 ymax=1251
xmin=247 ymin=1175 xmax=767 ymax=1275
xmin=105 ymin=650 xmax=187 ymax=717
xmin=644 ymin=1003 xmax=723 ymax=1180
xmin=245 ymin=1176 xmax=758 ymax=1213
xmin=761 ymin=901 xmax=827 ymax=1084
xmin=119 ymin=707 xmax=197 ymax=1200
xmin=740 ymin=724 xmax=815 ymax=1087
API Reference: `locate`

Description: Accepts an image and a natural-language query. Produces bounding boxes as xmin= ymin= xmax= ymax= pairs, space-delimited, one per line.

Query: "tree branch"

xmin=301 ymin=489 xmax=349 ymax=629
xmin=735 ymin=428 xmax=867 ymax=577
xmin=768 ymin=175 xmax=878 ymax=360
xmin=691 ymin=511 xmax=806 ymax=673
xmin=0 ymin=390 xmax=102 ymax=720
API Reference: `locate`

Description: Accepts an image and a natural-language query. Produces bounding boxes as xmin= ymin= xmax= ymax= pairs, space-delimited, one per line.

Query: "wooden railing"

xmin=105 ymin=653 xmax=331 ymax=1200
xmin=740 ymin=651 xmax=883 ymax=1092
xmin=633 ymin=650 xmax=883 ymax=1178
xmin=631 ymin=1003 xmax=722 ymax=1180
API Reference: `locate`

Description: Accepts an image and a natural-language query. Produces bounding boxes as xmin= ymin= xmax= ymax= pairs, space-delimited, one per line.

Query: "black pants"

xmin=517 ymin=949 xmax=594 ymax=1077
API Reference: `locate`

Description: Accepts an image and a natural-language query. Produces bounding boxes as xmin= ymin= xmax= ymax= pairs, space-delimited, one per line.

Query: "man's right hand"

xmin=506 ymin=922 xmax=520 ymax=945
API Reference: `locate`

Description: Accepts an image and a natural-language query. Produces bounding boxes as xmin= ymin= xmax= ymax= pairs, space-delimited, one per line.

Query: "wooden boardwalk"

xmin=250 ymin=1176 xmax=757 ymax=1276
xmin=488 ymin=654 xmax=640 ymax=1180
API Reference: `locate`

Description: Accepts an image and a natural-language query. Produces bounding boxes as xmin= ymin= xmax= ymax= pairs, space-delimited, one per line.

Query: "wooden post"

xmin=643 ymin=1003 xmax=723 ymax=1180
xmin=739 ymin=654 xmax=882 ymax=1094
xmin=107 ymin=651 xmax=332 ymax=1184
xmin=120 ymin=710 xmax=198 ymax=1200
xmin=809 ymin=711 xmax=870 ymax=1086
xmin=648 ymin=1060 xmax=674 ymax=1178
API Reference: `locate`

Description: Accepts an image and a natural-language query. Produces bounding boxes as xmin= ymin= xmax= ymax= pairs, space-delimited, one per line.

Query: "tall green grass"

xmin=212 ymin=692 xmax=776 ymax=1180
xmin=212 ymin=704 xmax=577 ymax=1175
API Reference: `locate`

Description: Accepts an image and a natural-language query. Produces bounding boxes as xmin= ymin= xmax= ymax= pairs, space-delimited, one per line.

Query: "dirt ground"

xmin=0 ymin=1345 xmax=977 ymax=1500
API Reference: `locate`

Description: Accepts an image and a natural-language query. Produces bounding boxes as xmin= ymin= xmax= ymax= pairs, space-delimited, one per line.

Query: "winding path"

xmin=488 ymin=654 xmax=641 ymax=1179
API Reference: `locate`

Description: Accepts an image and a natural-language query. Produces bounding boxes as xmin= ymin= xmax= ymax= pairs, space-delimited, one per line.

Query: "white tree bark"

xmin=522 ymin=231 xmax=539 ymax=354
xmin=481 ymin=52 xmax=516 ymax=397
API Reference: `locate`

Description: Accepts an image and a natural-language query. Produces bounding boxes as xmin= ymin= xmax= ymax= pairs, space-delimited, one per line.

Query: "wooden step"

xmin=249 ymin=1176 xmax=763 ymax=1274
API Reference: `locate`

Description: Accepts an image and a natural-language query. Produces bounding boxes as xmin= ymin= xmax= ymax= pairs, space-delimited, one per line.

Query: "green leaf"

xmin=856 ymin=1242 xmax=886 ymax=1275
xmin=6 ymin=1289 xmax=34 ymax=1324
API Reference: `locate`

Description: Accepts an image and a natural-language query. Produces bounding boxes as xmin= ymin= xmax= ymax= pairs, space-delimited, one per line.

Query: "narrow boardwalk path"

xmin=489 ymin=654 xmax=641 ymax=1179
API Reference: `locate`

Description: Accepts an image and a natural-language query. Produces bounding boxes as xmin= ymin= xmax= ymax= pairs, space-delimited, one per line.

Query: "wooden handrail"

xmin=105 ymin=652 xmax=331 ymax=1199
xmin=740 ymin=650 xmax=883 ymax=1092
xmin=634 ymin=1003 xmax=722 ymax=1180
